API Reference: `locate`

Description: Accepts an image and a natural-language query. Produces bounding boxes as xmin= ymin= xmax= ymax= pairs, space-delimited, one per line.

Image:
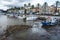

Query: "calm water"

xmin=0 ymin=15 xmax=35 ymax=35
xmin=0 ymin=15 xmax=60 ymax=33
xmin=0 ymin=15 xmax=60 ymax=40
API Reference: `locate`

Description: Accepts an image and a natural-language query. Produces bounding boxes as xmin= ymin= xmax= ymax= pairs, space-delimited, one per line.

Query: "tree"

xmin=42 ymin=2 xmax=48 ymax=13
xmin=31 ymin=5 xmax=34 ymax=9
xmin=55 ymin=1 xmax=59 ymax=12
xmin=37 ymin=3 xmax=40 ymax=7
xmin=28 ymin=3 xmax=31 ymax=6
xmin=24 ymin=4 xmax=27 ymax=7
xmin=20 ymin=7 xmax=24 ymax=9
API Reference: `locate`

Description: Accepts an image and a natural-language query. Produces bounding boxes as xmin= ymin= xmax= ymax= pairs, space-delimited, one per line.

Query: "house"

xmin=48 ymin=5 xmax=56 ymax=14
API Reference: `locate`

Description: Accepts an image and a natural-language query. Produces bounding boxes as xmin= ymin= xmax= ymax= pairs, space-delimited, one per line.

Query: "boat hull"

xmin=42 ymin=21 xmax=58 ymax=26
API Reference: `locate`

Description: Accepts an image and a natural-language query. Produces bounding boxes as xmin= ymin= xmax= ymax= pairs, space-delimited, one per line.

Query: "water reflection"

xmin=30 ymin=28 xmax=47 ymax=35
xmin=31 ymin=28 xmax=39 ymax=33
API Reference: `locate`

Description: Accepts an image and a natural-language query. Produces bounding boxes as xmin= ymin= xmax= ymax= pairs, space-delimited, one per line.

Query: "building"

xmin=48 ymin=5 xmax=56 ymax=14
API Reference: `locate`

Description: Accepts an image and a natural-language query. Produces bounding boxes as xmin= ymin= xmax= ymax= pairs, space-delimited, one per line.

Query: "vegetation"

xmin=37 ymin=3 xmax=40 ymax=7
xmin=28 ymin=3 xmax=31 ymax=6
xmin=55 ymin=1 xmax=59 ymax=12
xmin=42 ymin=2 xmax=48 ymax=13
xmin=6 ymin=1 xmax=60 ymax=14
xmin=24 ymin=4 xmax=27 ymax=7
xmin=31 ymin=5 xmax=34 ymax=9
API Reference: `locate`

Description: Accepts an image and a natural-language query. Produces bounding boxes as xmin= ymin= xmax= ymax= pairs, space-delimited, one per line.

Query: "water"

xmin=0 ymin=15 xmax=39 ymax=34
xmin=0 ymin=15 xmax=23 ymax=35
xmin=0 ymin=14 xmax=60 ymax=40
xmin=0 ymin=15 xmax=35 ymax=35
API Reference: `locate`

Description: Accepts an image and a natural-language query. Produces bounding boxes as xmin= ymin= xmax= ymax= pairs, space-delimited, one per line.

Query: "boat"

xmin=41 ymin=17 xmax=58 ymax=26
xmin=53 ymin=12 xmax=59 ymax=15
xmin=26 ymin=15 xmax=38 ymax=20
xmin=17 ymin=15 xmax=25 ymax=19
xmin=7 ymin=14 xmax=18 ymax=18
xmin=7 ymin=14 xmax=13 ymax=17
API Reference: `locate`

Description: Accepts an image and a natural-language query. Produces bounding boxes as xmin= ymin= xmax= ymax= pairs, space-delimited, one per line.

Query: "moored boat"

xmin=26 ymin=15 xmax=38 ymax=20
xmin=17 ymin=15 xmax=25 ymax=19
xmin=41 ymin=17 xmax=58 ymax=26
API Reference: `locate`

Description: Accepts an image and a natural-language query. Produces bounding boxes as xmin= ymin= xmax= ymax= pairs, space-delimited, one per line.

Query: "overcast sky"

xmin=0 ymin=0 xmax=60 ymax=10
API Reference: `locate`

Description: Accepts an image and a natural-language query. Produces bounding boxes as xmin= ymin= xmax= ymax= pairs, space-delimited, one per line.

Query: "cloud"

xmin=0 ymin=5 xmax=9 ymax=10
xmin=30 ymin=0 xmax=44 ymax=5
xmin=0 ymin=0 xmax=60 ymax=10
xmin=0 ymin=0 xmax=44 ymax=7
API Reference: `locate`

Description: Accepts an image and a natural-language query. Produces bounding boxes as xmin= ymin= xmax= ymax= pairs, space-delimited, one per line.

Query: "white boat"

xmin=18 ymin=15 xmax=25 ymax=19
xmin=50 ymin=17 xmax=58 ymax=25
xmin=6 ymin=14 xmax=13 ymax=17
xmin=26 ymin=15 xmax=37 ymax=20
xmin=7 ymin=14 xmax=18 ymax=18
xmin=54 ymin=12 xmax=59 ymax=15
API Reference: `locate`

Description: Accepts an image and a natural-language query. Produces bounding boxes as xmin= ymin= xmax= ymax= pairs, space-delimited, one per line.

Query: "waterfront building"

xmin=48 ymin=5 xmax=56 ymax=14
xmin=6 ymin=1 xmax=60 ymax=15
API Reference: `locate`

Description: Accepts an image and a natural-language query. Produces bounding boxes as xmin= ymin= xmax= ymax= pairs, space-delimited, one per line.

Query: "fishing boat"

xmin=41 ymin=16 xmax=58 ymax=26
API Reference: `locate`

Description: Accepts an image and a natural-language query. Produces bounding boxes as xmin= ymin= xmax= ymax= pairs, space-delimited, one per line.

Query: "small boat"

xmin=17 ymin=15 xmax=25 ymax=19
xmin=26 ymin=15 xmax=37 ymax=20
xmin=7 ymin=14 xmax=17 ymax=18
xmin=7 ymin=14 xmax=13 ymax=17
xmin=42 ymin=17 xmax=58 ymax=26
xmin=53 ymin=12 xmax=59 ymax=15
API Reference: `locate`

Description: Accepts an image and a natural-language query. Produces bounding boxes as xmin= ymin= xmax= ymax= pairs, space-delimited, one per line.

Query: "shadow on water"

xmin=42 ymin=25 xmax=56 ymax=31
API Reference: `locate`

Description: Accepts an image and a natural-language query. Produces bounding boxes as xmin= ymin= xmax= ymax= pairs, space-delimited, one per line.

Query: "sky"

xmin=0 ymin=0 xmax=60 ymax=10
